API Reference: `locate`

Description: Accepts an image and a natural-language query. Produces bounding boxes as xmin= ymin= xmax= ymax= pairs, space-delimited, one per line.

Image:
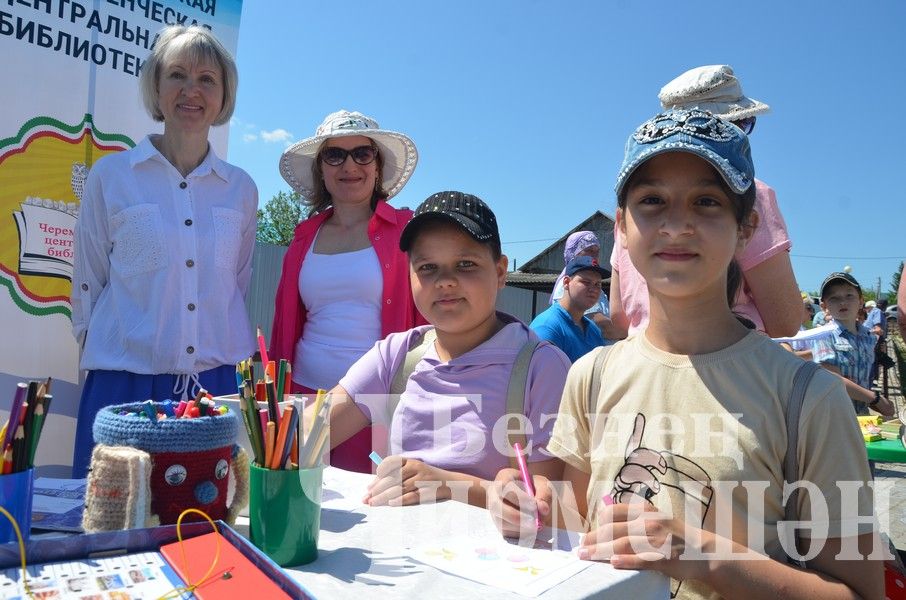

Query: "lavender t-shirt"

xmin=339 ymin=313 xmax=571 ymax=481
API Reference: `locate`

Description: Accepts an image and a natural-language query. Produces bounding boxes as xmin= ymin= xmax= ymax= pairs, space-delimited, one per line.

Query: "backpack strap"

xmin=505 ymin=340 xmax=542 ymax=469
xmin=387 ymin=329 xmax=436 ymax=423
xmin=781 ymin=360 xmax=820 ymax=560
xmin=587 ymin=345 xmax=613 ymax=416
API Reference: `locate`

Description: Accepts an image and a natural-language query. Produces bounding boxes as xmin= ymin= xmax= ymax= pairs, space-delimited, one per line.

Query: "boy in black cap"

xmin=811 ymin=272 xmax=894 ymax=416
xmin=324 ymin=191 xmax=571 ymax=508
xmin=530 ymin=256 xmax=611 ymax=362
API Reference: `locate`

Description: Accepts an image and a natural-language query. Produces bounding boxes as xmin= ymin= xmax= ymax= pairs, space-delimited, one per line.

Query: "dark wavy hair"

xmin=305 ymin=139 xmax=390 ymax=214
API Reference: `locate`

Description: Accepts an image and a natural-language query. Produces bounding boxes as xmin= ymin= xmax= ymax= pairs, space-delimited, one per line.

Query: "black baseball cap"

xmin=820 ymin=272 xmax=862 ymax=299
xmin=399 ymin=191 xmax=500 ymax=253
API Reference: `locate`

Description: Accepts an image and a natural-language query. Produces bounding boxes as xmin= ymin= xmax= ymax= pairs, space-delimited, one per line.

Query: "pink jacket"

xmin=270 ymin=200 xmax=424 ymax=364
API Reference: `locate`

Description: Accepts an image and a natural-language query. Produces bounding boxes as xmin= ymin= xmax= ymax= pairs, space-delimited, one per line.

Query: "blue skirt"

xmin=72 ymin=366 xmax=236 ymax=478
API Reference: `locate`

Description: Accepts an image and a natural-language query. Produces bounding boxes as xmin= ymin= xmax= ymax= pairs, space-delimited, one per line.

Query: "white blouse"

xmin=71 ymin=135 xmax=257 ymax=374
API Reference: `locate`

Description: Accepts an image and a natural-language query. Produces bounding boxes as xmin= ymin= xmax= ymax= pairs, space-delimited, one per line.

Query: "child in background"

xmin=490 ymin=110 xmax=882 ymax=599
xmin=811 ymin=272 xmax=894 ymax=416
xmin=326 ymin=191 xmax=570 ymax=508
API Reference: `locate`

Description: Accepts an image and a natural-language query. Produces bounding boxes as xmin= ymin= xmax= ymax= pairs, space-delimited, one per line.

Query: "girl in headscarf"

xmin=550 ymin=231 xmax=600 ymax=304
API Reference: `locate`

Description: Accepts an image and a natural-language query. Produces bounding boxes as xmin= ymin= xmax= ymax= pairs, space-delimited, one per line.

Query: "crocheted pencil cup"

xmin=82 ymin=402 xmax=249 ymax=532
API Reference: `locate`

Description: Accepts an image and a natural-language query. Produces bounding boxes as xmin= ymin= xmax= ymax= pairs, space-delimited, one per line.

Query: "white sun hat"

xmin=658 ymin=65 xmax=770 ymax=121
xmin=279 ymin=110 xmax=418 ymax=199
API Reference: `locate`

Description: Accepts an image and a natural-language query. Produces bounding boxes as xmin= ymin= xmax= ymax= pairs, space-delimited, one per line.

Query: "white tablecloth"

xmin=235 ymin=467 xmax=668 ymax=599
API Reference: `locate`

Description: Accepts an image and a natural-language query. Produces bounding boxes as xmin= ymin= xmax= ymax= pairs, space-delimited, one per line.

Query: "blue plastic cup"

xmin=0 ymin=468 xmax=34 ymax=545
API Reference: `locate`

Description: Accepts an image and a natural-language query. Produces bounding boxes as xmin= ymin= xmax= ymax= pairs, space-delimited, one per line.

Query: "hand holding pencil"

xmin=487 ymin=462 xmax=554 ymax=540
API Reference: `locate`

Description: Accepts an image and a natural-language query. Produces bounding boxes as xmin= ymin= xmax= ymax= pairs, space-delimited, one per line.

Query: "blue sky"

xmin=226 ymin=1 xmax=905 ymax=298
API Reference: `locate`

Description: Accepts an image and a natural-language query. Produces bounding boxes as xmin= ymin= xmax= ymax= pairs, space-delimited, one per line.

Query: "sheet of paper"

xmin=410 ymin=532 xmax=591 ymax=597
xmin=30 ymin=477 xmax=86 ymax=532
xmin=320 ymin=468 xmax=374 ymax=511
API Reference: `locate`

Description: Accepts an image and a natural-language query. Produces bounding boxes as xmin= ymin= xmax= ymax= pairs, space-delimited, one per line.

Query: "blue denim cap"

xmin=615 ymin=109 xmax=755 ymax=199
xmin=565 ymin=255 xmax=610 ymax=279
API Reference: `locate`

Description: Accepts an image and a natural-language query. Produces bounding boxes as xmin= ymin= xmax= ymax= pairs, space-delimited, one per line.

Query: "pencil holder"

xmin=0 ymin=468 xmax=33 ymax=544
xmin=249 ymin=463 xmax=323 ymax=567
xmin=83 ymin=402 xmax=249 ymax=532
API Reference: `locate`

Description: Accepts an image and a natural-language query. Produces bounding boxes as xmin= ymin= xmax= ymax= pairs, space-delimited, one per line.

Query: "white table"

xmin=235 ymin=467 xmax=667 ymax=599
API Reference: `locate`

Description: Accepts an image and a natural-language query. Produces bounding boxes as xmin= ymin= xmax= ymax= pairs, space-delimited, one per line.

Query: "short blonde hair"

xmin=139 ymin=25 xmax=238 ymax=126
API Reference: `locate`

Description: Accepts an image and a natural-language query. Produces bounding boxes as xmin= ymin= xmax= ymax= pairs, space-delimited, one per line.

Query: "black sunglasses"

xmin=733 ymin=117 xmax=756 ymax=135
xmin=320 ymin=145 xmax=378 ymax=166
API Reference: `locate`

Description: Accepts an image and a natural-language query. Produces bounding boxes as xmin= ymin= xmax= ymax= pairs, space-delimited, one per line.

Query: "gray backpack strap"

xmin=782 ymin=360 xmax=820 ymax=557
xmin=388 ymin=329 xmax=436 ymax=422
xmin=505 ymin=340 xmax=542 ymax=468
xmin=587 ymin=345 xmax=613 ymax=416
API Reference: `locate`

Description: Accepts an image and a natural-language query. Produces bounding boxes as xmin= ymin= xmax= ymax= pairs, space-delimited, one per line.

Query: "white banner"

xmin=0 ymin=0 xmax=244 ymax=473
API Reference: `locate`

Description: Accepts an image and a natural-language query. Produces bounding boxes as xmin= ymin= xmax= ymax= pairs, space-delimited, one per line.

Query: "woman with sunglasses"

xmin=270 ymin=110 xmax=422 ymax=473
xmin=609 ymin=65 xmax=803 ymax=339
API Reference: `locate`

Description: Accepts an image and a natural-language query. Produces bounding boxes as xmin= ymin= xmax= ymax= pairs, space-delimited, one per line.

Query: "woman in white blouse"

xmin=70 ymin=25 xmax=257 ymax=477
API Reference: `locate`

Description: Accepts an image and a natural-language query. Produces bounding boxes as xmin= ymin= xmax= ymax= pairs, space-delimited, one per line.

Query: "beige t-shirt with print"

xmin=548 ymin=330 xmax=875 ymax=600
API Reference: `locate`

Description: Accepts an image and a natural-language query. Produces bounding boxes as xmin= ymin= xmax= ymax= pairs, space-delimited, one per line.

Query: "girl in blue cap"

xmin=490 ymin=110 xmax=883 ymax=599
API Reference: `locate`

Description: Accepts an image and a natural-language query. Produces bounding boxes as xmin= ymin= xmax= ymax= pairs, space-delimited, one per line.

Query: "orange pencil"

xmin=270 ymin=406 xmax=293 ymax=469
xmin=264 ymin=421 xmax=276 ymax=469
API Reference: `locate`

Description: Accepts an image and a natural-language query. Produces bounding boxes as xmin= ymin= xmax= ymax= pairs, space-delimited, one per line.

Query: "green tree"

xmin=256 ymin=191 xmax=307 ymax=246
xmin=891 ymin=261 xmax=903 ymax=300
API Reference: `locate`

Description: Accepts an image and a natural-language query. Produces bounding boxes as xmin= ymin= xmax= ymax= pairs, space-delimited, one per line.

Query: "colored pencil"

xmin=2 ymin=383 xmax=27 ymax=452
xmin=256 ymin=327 xmax=269 ymax=370
xmin=12 ymin=424 xmax=26 ymax=472
xmin=307 ymin=389 xmax=327 ymax=436
xmin=283 ymin=364 xmax=292 ymax=400
xmin=1 ymin=446 xmax=12 ymax=475
xmin=266 ymin=378 xmax=280 ymax=423
xmin=279 ymin=406 xmax=298 ymax=469
xmin=27 ymin=400 xmax=45 ymax=467
xmin=21 ymin=381 xmax=38 ymax=438
xmin=270 ymin=406 xmax=293 ymax=469
xmin=513 ymin=442 xmax=542 ymax=530
xmin=276 ymin=359 xmax=287 ymax=404
xmin=258 ymin=409 xmax=268 ymax=451
xmin=264 ymin=421 xmax=276 ymax=468
xmin=238 ymin=394 xmax=262 ymax=466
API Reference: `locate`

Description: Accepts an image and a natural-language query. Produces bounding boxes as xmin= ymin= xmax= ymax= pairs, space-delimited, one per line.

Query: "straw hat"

xmin=659 ymin=65 xmax=770 ymax=121
xmin=279 ymin=110 xmax=418 ymax=199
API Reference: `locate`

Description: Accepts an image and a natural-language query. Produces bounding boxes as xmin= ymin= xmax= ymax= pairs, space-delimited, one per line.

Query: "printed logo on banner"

xmin=0 ymin=113 xmax=133 ymax=319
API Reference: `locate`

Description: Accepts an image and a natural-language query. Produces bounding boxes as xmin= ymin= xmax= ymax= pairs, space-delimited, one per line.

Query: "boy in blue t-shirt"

xmin=530 ymin=256 xmax=611 ymax=362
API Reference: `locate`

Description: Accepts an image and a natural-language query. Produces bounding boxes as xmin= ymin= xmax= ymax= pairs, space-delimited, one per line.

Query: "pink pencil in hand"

xmin=512 ymin=442 xmax=542 ymax=531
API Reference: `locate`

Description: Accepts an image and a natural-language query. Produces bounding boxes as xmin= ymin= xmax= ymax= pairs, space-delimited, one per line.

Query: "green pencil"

xmin=28 ymin=394 xmax=51 ymax=467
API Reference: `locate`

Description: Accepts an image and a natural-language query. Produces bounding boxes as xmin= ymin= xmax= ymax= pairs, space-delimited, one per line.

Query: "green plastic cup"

xmin=249 ymin=463 xmax=323 ymax=566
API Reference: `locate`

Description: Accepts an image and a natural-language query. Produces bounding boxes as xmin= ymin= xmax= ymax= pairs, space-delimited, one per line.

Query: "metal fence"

xmin=245 ymin=242 xmax=549 ymax=336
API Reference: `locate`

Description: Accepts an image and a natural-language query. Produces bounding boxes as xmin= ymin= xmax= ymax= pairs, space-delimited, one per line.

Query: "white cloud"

xmin=230 ymin=116 xmax=257 ymax=130
xmin=242 ymin=133 xmax=258 ymax=143
xmin=260 ymin=128 xmax=294 ymax=144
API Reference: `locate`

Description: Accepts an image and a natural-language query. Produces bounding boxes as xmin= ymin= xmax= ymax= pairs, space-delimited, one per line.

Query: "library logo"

xmin=0 ymin=114 xmax=132 ymax=318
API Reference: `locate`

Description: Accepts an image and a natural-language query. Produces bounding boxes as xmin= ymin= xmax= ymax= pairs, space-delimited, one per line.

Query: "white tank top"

xmin=293 ymin=236 xmax=383 ymax=390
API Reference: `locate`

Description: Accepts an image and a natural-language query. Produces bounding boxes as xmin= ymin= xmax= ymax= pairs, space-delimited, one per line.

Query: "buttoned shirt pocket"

xmin=211 ymin=206 xmax=243 ymax=271
xmin=109 ymin=203 xmax=167 ymax=277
